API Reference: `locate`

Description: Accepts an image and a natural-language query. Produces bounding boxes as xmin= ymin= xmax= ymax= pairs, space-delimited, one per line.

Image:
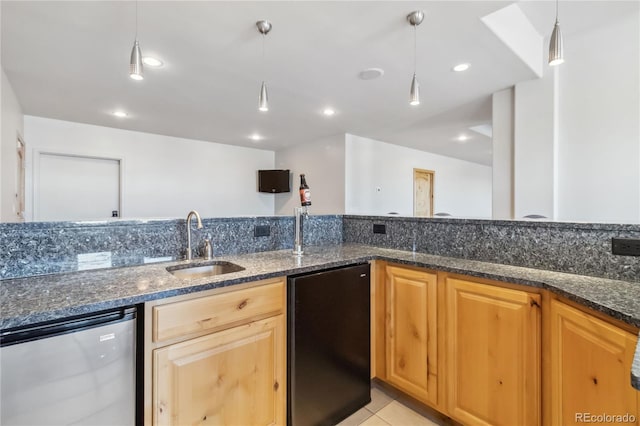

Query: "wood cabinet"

xmin=374 ymin=263 xmax=640 ymax=426
xmin=385 ymin=265 xmax=438 ymax=406
xmin=152 ymin=281 xmax=284 ymax=343
xmin=154 ymin=315 xmax=284 ymax=426
xmin=145 ymin=278 xmax=286 ymax=426
xmin=445 ymin=276 xmax=541 ymax=426
xmin=549 ymin=299 xmax=640 ymax=425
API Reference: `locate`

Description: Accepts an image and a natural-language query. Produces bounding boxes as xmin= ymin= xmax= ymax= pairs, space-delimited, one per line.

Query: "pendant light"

xmin=407 ymin=11 xmax=424 ymax=106
xmin=548 ymin=0 xmax=564 ymax=66
xmin=256 ymin=20 xmax=272 ymax=112
xmin=129 ymin=0 xmax=144 ymax=80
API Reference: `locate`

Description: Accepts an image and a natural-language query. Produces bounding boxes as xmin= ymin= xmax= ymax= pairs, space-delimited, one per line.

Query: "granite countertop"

xmin=2 ymin=243 xmax=639 ymax=389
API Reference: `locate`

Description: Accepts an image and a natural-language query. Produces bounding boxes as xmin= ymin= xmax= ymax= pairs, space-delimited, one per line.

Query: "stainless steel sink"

xmin=166 ymin=261 xmax=245 ymax=279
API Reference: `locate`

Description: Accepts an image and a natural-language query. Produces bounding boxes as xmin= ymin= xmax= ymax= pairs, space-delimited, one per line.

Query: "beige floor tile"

xmin=359 ymin=414 xmax=392 ymax=426
xmin=377 ymin=401 xmax=439 ymax=426
xmin=366 ymin=387 xmax=394 ymax=413
xmin=336 ymin=407 xmax=373 ymax=426
xmin=360 ymin=414 xmax=390 ymax=426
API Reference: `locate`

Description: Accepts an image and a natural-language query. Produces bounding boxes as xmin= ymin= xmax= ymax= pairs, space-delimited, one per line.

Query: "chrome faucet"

xmin=293 ymin=206 xmax=308 ymax=256
xmin=186 ymin=210 xmax=203 ymax=261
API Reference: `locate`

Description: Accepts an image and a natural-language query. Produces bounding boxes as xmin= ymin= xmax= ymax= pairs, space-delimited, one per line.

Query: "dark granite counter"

xmin=1 ymin=243 xmax=639 ymax=389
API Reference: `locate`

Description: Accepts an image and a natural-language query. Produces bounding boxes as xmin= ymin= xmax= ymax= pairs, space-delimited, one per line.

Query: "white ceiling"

xmin=1 ymin=1 xmax=633 ymax=166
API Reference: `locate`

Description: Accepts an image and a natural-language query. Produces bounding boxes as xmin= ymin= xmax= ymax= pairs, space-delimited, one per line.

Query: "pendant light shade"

xmin=129 ymin=0 xmax=143 ymax=80
xmin=548 ymin=0 xmax=564 ymax=66
xmin=130 ymin=40 xmax=144 ymax=80
xmin=259 ymin=81 xmax=269 ymax=112
xmin=407 ymin=11 xmax=424 ymax=107
xmin=410 ymin=73 xmax=420 ymax=106
xmin=548 ymin=20 xmax=564 ymax=66
xmin=256 ymin=20 xmax=272 ymax=112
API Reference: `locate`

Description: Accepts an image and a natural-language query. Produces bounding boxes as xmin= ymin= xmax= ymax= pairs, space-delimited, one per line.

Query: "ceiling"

xmin=1 ymin=1 xmax=633 ymax=166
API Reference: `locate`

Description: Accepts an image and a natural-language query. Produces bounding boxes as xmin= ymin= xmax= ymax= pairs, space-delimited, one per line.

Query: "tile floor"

xmin=337 ymin=386 xmax=445 ymax=426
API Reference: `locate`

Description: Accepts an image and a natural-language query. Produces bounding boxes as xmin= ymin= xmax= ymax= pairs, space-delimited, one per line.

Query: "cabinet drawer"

xmin=153 ymin=278 xmax=285 ymax=342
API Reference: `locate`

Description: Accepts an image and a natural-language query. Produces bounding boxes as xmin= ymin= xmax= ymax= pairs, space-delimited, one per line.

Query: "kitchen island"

xmin=2 ymin=243 xmax=639 ymax=425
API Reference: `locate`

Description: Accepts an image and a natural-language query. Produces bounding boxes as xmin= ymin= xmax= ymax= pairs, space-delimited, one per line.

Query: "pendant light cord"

xmin=262 ymin=33 xmax=266 ymax=79
xmin=555 ymin=0 xmax=559 ymax=23
xmin=413 ymin=23 xmax=417 ymax=74
xmin=135 ymin=0 xmax=138 ymax=40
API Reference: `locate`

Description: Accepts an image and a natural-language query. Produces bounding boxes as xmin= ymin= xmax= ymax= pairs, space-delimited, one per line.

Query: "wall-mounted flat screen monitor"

xmin=258 ymin=169 xmax=290 ymax=193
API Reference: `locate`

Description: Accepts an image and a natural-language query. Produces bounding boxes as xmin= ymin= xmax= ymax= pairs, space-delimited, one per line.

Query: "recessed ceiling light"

xmin=142 ymin=56 xmax=163 ymax=67
xmin=455 ymin=134 xmax=470 ymax=142
xmin=452 ymin=63 xmax=470 ymax=72
xmin=113 ymin=111 xmax=128 ymax=118
xmin=323 ymin=108 xmax=336 ymax=116
xmin=358 ymin=68 xmax=385 ymax=80
xmin=249 ymin=133 xmax=262 ymax=141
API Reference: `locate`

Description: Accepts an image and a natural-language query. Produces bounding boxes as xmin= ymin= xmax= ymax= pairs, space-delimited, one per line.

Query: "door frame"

xmin=16 ymin=136 xmax=26 ymax=221
xmin=32 ymin=150 xmax=125 ymax=221
xmin=413 ymin=168 xmax=434 ymax=217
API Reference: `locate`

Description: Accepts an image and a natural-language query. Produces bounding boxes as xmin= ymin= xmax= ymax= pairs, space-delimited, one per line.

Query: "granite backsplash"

xmin=0 ymin=215 xmax=342 ymax=279
xmin=2 ymin=214 xmax=639 ymax=282
xmin=343 ymin=215 xmax=640 ymax=283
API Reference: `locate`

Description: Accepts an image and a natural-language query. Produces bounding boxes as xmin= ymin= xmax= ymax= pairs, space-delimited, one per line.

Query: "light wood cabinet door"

xmin=385 ymin=266 xmax=438 ymax=405
xmin=550 ymin=299 xmax=640 ymax=425
xmin=153 ymin=279 xmax=284 ymax=343
xmin=153 ymin=315 xmax=285 ymax=426
xmin=446 ymin=277 xmax=541 ymax=426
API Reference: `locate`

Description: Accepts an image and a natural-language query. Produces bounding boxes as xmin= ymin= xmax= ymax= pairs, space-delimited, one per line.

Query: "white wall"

xmin=501 ymin=9 xmax=640 ymax=223
xmin=513 ymin=69 xmax=556 ymax=219
xmin=557 ymin=11 xmax=639 ymax=222
xmin=274 ymin=134 xmax=345 ymax=215
xmin=24 ymin=116 xmax=275 ymax=219
xmin=1 ymin=69 xmax=25 ymax=222
xmin=492 ymin=87 xmax=514 ymax=219
xmin=345 ymin=134 xmax=492 ymax=218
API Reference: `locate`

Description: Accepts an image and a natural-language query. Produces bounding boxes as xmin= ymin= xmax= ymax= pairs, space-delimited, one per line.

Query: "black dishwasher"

xmin=287 ymin=263 xmax=371 ymax=426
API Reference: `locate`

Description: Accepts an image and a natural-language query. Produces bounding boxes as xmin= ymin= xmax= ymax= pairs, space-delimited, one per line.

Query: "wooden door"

xmin=413 ymin=168 xmax=434 ymax=217
xmin=550 ymin=300 xmax=640 ymax=425
xmin=446 ymin=277 xmax=541 ymax=426
xmin=385 ymin=266 xmax=438 ymax=405
xmin=153 ymin=315 xmax=285 ymax=426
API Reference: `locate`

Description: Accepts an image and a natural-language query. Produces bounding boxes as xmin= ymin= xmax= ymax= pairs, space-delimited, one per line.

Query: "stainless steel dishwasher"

xmin=0 ymin=306 xmax=137 ymax=426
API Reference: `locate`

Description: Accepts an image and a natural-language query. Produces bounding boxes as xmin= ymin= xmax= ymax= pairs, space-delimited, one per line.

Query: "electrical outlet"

xmin=373 ymin=224 xmax=386 ymax=234
xmin=611 ymin=238 xmax=640 ymax=256
xmin=254 ymin=225 xmax=271 ymax=237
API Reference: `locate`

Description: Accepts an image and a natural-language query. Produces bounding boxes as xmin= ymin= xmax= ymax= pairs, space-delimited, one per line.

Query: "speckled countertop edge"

xmin=0 ymin=214 xmax=339 ymax=230
xmin=344 ymin=214 xmax=640 ymax=231
xmin=2 ymin=243 xmax=639 ymax=389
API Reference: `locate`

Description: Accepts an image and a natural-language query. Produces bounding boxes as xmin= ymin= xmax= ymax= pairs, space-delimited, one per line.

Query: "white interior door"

xmin=36 ymin=153 xmax=120 ymax=221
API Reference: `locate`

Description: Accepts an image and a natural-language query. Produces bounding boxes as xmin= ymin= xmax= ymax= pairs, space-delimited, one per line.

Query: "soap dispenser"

xmin=203 ymin=239 xmax=213 ymax=260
